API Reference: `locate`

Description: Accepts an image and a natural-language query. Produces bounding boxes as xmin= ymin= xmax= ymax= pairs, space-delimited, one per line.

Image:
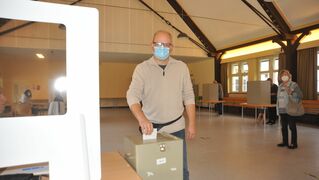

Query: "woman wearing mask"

xmin=277 ymin=70 xmax=303 ymax=149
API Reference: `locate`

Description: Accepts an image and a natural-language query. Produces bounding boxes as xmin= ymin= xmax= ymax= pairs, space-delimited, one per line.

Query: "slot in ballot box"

xmin=124 ymin=132 xmax=183 ymax=180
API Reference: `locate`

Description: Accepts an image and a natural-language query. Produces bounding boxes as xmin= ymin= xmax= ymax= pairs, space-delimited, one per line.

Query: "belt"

xmin=139 ymin=115 xmax=183 ymax=134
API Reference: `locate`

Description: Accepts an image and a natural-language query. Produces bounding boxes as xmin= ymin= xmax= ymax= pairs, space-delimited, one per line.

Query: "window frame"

xmin=230 ymin=62 xmax=248 ymax=93
xmin=258 ymin=56 xmax=279 ymax=85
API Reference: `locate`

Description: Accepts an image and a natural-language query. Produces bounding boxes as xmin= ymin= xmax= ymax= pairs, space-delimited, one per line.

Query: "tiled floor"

xmin=100 ymin=108 xmax=319 ymax=180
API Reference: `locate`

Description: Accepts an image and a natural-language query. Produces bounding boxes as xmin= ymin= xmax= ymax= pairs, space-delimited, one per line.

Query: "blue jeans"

xmin=171 ymin=129 xmax=189 ymax=180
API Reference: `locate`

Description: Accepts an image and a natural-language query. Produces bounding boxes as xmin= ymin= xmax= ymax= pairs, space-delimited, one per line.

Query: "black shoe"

xmin=266 ymin=121 xmax=272 ymax=124
xmin=277 ymin=143 xmax=288 ymax=147
xmin=288 ymin=144 xmax=298 ymax=149
xmin=269 ymin=121 xmax=275 ymax=125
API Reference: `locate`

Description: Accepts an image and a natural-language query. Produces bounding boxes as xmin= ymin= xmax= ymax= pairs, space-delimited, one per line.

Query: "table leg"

xmin=263 ymin=108 xmax=266 ymax=125
xmin=222 ymin=102 xmax=224 ymax=117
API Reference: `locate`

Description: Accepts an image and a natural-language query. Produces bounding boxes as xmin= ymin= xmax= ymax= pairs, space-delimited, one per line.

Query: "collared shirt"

xmin=126 ymin=56 xmax=195 ymax=133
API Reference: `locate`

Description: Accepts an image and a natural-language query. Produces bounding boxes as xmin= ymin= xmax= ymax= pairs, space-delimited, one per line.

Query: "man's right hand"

xmin=139 ymin=119 xmax=153 ymax=135
xmin=129 ymin=103 xmax=153 ymax=135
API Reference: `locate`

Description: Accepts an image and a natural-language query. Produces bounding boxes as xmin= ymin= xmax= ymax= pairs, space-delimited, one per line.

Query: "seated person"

xmin=19 ymin=89 xmax=32 ymax=104
xmin=10 ymin=89 xmax=33 ymax=116
xmin=213 ymin=80 xmax=224 ymax=115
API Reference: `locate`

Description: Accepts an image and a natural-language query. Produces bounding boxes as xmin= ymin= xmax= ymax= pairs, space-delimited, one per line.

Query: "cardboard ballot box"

xmin=124 ymin=132 xmax=183 ymax=180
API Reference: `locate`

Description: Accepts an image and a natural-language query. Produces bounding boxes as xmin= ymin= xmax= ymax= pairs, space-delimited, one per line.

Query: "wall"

xmin=99 ymin=61 xmax=137 ymax=98
xmin=0 ymin=57 xmax=65 ymax=103
xmin=187 ymin=58 xmax=215 ymax=96
xmin=0 ymin=56 xmax=140 ymax=106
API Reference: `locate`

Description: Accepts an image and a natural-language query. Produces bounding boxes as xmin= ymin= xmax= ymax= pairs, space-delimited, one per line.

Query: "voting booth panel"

xmin=0 ymin=1 xmax=100 ymax=180
xmin=202 ymin=83 xmax=218 ymax=101
xmin=247 ymin=81 xmax=271 ymax=104
xmin=124 ymin=133 xmax=183 ymax=180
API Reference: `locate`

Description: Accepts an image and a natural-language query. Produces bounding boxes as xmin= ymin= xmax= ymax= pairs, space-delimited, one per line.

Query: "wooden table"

xmin=102 ymin=152 xmax=141 ymax=180
xmin=240 ymin=103 xmax=276 ymax=125
xmin=199 ymin=100 xmax=225 ymax=116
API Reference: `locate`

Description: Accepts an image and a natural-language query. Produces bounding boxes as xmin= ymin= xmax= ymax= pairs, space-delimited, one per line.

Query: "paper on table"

xmin=143 ymin=128 xmax=157 ymax=140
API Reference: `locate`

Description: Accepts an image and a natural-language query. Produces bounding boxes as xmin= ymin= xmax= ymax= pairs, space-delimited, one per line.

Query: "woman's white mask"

xmin=281 ymin=75 xmax=289 ymax=82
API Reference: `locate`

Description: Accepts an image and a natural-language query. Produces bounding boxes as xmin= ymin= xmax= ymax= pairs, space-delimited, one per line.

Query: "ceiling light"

xmin=36 ymin=53 xmax=45 ymax=59
xmin=54 ymin=76 xmax=67 ymax=92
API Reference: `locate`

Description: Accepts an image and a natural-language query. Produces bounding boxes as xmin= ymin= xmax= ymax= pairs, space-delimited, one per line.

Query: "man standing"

xmin=213 ymin=80 xmax=224 ymax=115
xmin=267 ymin=78 xmax=278 ymax=124
xmin=127 ymin=30 xmax=196 ymax=180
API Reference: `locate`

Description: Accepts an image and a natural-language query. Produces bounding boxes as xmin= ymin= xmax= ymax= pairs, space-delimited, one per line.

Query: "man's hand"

xmin=185 ymin=104 xmax=196 ymax=140
xmin=139 ymin=119 xmax=153 ymax=135
xmin=186 ymin=124 xmax=196 ymax=139
xmin=129 ymin=103 xmax=153 ymax=135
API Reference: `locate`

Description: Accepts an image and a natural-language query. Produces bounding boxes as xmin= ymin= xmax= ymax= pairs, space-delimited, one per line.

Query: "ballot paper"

xmin=143 ymin=128 xmax=157 ymax=140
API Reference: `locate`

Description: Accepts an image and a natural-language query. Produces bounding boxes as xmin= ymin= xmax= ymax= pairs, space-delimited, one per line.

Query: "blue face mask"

xmin=154 ymin=46 xmax=170 ymax=61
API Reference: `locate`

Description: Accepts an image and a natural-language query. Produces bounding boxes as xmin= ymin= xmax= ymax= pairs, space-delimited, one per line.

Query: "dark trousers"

xmin=215 ymin=103 xmax=222 ymax=114
xmin=215 ymin=98 xmax=223 ymax=115
xmin=268 ymin=107 xmax=277 ymax=122
xmin=280 ymin=114 xmax=298 ymax=145
xmin=171 ymin=129 xmax=189 ymax=180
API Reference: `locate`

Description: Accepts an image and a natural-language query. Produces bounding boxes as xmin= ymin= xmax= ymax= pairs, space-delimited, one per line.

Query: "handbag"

xmin=287 ymin=96 xmax=304 ymax=116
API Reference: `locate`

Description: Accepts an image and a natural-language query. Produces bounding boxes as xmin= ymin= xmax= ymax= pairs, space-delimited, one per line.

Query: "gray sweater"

xmin=126 ymin=56 xmax=195 ymax=133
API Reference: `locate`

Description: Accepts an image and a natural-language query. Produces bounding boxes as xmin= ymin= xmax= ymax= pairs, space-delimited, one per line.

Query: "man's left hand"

xmin=186 ymin=125 xmax=196 ymax=140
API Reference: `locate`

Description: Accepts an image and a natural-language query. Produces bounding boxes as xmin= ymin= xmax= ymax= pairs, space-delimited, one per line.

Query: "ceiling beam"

xmin=227 ymin=0 xmax=318 ymax=54
xmin=217 ymin=36 xmax=276 ymax=52
xmin=139 ymin=0 xmax=214 ymax=56
xmin=0 ymin=18 xmax=10 ymax=28
xmin=257 ymin=0 xmax=290 ymax=34
xmin=166 ymin=0 xmax=216 ymax=54
xmin=292 ymin=23 xmax=319 ymax=34
xmin=241 ymin=0 xmax=282 ymax=36
xmin=0 ymin=21 xmax=35 ymax=36
xmin=218 ymin=21 xmax=319 ymax=53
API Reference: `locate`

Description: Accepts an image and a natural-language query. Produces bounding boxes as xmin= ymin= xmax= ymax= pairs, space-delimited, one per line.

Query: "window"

xmin=241 ymin=63 xmax=248 ymax=92
xmin=231 ymin=62 xmax=248 ymax=92
xmin=232 ymin=64 xmax=239 ymax=74
xmin=242 ymin=75 xmax=248 ymax=92
xmin=232 ymin=76 xmax=239 ymax=92
xmin=259 ymin=56 xmax=279 ymax=85
xmin=260 ymin=60 xmax=269 ymax=72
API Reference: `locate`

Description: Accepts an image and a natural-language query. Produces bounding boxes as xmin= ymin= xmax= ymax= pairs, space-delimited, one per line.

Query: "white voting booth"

xmin=202 ymin=83 xmax=219 ymax=101
xmin=0 ymin=1 xmax=100 ymax=180
xmin=247 ymin=81 xmax=270 ymax=104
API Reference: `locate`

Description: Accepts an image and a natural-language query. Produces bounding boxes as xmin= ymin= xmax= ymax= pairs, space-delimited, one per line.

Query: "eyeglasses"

xmin=153 ymin=42 xmax=172 ymax=48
